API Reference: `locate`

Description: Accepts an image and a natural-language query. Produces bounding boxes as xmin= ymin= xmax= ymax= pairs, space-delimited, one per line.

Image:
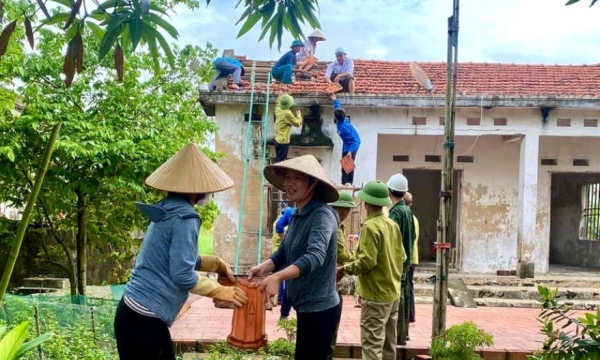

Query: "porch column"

xmin=517 ymin=132 xmax=540 ymax=278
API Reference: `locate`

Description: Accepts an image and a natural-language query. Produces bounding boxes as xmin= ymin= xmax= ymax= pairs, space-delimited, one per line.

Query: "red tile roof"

xmin=236 ymin=60 xmax=600 ymax=98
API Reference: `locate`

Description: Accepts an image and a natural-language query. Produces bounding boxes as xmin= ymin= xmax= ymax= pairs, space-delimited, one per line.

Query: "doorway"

xmin=403 ymin=169 xmax=462 ymax=267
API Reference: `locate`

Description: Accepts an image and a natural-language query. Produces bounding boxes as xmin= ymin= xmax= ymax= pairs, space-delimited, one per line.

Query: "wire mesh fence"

xmin=0 ymin=293 xmax=119 ymax=359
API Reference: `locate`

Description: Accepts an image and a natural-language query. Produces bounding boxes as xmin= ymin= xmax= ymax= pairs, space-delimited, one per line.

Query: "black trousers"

xmin=408 ymin=264 xmax=416 ymax=322
xmin=341 ymin=150 xmax=357 ymax=185
xmin=275 ymin=142 xmax=289 ymax=163
xmin=328 ymin=293 xmax=344 ymax=360
xmin=296 ymin=303 xmax=340 ymax=360
xmin=114 ymin=299 xmax=175 ymax=360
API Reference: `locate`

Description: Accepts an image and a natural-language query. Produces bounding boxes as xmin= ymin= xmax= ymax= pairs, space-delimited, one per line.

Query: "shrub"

xmin=429 ymin=321 xmax=494 ymax=360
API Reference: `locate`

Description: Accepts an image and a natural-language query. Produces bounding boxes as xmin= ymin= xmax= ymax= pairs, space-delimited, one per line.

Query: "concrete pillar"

xmin=517 ymin=132 xmax=540 ymax=278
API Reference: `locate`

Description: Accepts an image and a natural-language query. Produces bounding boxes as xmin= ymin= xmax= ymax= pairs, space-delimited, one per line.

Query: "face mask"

xmin=195 ymin=193 xmax=213 ymax=207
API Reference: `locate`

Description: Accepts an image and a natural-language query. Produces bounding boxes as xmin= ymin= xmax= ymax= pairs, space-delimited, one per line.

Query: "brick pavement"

xmin=170 ymin=296 xmax=586 ymax=352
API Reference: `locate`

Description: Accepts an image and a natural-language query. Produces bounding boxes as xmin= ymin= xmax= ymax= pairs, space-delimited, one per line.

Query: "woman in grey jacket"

xmin=248 ymin=154 xmax=341 ymax=360
xmin=114 ymin=142 xmax=248 ymax=360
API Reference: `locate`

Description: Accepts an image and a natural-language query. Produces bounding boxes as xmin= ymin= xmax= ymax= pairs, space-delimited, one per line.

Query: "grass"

xmin=198 ymin=227 xmax=214 ymax=255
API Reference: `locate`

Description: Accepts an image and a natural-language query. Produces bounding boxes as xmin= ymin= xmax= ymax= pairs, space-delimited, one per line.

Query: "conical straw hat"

xmin=263 ymin=155 xmax=339 ymax=203
xmin=308 ymin=30 xmax=326 ymax=41
xmin=146 ymin=142 xmax=234 ymax=194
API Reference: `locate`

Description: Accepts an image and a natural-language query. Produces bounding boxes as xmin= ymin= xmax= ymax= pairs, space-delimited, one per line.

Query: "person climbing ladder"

xmin=274 ymin=93 xmax=302 ymax=163
xmin=330 ymin=94 xmax=361 ymax=185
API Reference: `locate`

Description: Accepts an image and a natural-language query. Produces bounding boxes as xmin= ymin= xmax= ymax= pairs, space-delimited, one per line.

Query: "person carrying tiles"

xmin=296 ymin=30 xmax=326 ymax=73
xmin=271 ymin=40 xmax=306 ymax=91
xmin=325 ymin=47 xmax=356 ymax=95
xmin=330 ymin=93 xmax=361 ymax=186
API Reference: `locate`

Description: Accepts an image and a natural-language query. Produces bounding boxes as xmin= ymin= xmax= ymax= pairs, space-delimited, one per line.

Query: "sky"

xmin=171 ymin=0 xmax=600 ymax=65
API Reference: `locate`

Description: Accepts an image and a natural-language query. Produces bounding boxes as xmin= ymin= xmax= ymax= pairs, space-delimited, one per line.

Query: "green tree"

xmin=0 ymin=0 xmax=321 ymax=86
xmin=0 ymin=6 xmax=220 ymax=297
xmin=566 ymin=0 xmax=598 ymax=6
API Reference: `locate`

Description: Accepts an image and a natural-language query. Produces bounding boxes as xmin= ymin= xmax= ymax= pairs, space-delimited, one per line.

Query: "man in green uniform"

xmin=337 ymin=181 xmax=406 ymax=360
xmin=386 ymin=173 xmax=415 ymax=346
xmin=328 ymin=191 xmax=358 ymax=359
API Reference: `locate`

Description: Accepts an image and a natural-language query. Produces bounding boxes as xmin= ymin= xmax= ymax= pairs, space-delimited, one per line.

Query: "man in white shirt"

xmin=325 ymin=47 xmax=355 ymax=95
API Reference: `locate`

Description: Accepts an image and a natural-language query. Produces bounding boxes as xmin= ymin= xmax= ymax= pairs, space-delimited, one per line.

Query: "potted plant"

xmin=429 ymin=321 xmax=493 ymax=360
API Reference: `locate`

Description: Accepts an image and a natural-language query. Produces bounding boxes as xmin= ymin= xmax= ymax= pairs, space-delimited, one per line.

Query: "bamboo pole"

xmin=0 ymin=123 xmax=61 ymax=304
xmin=433 ymin=0 xmax=459 ymax=337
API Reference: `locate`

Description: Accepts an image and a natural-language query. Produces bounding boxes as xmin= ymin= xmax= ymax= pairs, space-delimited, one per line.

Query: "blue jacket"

xmin=275 ymin=207 xmax=296 ymax=234
xmin=333 ymin=99 xmax=361 ymax=153
xmin=124 ymin=196 xmax=202 ymax=326
xmin=272 ymin=50 xmax=297 ymax=71
xmin=213 ymin=57 xmax=242 ymax=68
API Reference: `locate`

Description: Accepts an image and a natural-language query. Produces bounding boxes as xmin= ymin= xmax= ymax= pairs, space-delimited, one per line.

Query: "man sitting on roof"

xmin=208 ymin=56 xmax=245 ymax=91
xmin=325 ymin=47 xmax=355 ymax=95
xmin=271 ymin=40 xmax=306 ymax=91
xmin=296 ymin=30 xmax=326 ymax=73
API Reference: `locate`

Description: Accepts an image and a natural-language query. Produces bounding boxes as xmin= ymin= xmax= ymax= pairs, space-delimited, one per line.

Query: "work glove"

xmin=190 ymin=276 xmax=248 ymax=307
xmin=199 ymin=255 xmax=235 ymax=283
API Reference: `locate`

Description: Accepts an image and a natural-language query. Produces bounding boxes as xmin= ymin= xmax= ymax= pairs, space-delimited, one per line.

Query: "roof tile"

xmin=229 ymin=60 xmax=600 ymax=98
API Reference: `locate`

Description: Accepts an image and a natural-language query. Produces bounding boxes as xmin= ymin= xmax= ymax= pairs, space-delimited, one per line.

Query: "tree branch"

xmin=37 ymin=208 xmax=72 ymax=277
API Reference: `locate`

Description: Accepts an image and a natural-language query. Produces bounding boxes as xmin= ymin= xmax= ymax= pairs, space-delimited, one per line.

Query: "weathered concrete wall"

xmin=213 ymin=102 xmax=600 ymax=273
xmin=376 ymin=134 xmax=520 ymax=273
xmin=548 ymin=172 xmax=600 ymax=268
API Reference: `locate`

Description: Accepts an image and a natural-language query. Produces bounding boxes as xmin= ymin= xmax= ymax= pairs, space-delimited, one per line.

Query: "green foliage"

xmin=1 ymin=294 xmax=117 ymax=359
xmin=0 ymin=321 xmax=53 ymax=360
xmin=276 ymin=317 xmax=297 ymax=342
xmin=0 ymin=8 xmax=220 ymax=296
xmin=565 ymin=0 xmax=598 ymax=6
xmin=0 ymin=0 xmax=320 ymax=84
xmin=429 ymin=321 xmax=494 ymax=360
xmin=527 ymin=286 xmax=600 ymax=360
xmin=198 ymin=228 xmax=214 ymax=255
xmin=198 ymin=198 xmax=221 ymax=231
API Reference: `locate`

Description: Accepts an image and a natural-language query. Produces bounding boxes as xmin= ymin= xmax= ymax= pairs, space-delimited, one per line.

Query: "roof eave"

xmin=198 ymin=90 xmax=600 ymax=110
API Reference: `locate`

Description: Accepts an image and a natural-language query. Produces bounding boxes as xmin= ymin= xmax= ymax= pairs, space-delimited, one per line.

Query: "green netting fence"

xmin=0 ymin=293 xmax=119 ymax=359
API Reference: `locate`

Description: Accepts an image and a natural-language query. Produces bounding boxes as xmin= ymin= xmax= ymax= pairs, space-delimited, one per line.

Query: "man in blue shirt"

xmin=273 ymin=206 xmax=296 ymax=319
xmin=272 ymin=40 xmax=304 ymax=90
xmin=330 ymin=94 xmax=361 ymax=185
xmin=209 ymin=57 xmax=245 ymax=91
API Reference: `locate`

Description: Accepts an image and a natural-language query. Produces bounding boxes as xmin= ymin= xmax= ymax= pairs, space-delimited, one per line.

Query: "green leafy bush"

xmin=0 ymin=321 xmax=53 ymax=360
xmin=429 ymin=321 xmax=494 ymax=360
xmin=527 ymin=286 xmax=600 ymax=360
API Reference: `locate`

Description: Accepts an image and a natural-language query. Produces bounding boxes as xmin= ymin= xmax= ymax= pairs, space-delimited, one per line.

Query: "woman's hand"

xmin=258 ymin=274 xmax=281 ymax=305
xmin=247 ymin=265 xmax=266 ymax=280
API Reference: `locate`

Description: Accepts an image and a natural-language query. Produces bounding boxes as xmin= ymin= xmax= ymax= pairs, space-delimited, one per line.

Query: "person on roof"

xmin=330 ymin=94 xmax=361 ymax=186
xmin=272 ymin=40 xmax=305 ymax=90
xmin=248 ymin=155 xmax=341 ymax=360
xmin=325 ymin=47 xmax=355 ymax=95
xmin=386 ymin=173 xmax=416 ymax=346
xmin=296 ymin=30 xmax=326 ymax=72
xmin=337 ymin=180 xmax=405 ymax=360
xmin=328 ymin=191 xmax=358 ymax=360
xmin=114 ymin=142 xmax=248 ymax=360
xmin=208 ymin=57 xmax=245 ymax=91
xmin=272 ymin=206 xmax=296 ymax=320
xmin=274 ymin=93 xmax=303 ymax=163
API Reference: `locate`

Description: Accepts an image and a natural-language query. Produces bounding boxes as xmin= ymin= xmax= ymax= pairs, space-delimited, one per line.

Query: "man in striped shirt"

xmin=325 ymin=47 xmax=356 ymax=95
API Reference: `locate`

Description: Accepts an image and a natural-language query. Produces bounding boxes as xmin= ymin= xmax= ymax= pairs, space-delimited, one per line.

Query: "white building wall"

xmin=212 ymin=102 xmax=600 ymax=273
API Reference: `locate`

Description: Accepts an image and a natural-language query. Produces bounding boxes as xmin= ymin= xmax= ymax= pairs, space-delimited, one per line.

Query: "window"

xmin=580 ymin=183 xmax=600 ymax=241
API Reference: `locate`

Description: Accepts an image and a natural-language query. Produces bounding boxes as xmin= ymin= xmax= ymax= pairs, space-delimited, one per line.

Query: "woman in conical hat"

xmin=296 ymin=29 xmax=326 ymax=72
xmin=247 ymin=154 xmax=341 ymax=359
xmin=114 ymin=142 xmax=248 ymax=360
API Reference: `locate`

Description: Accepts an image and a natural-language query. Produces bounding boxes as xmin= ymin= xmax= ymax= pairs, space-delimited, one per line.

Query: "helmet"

xmin=328 ymin=191 xmax=357 ymax=208
xmin=279 ymin=94 xmax=294 ymax=110
xmin=357 ymin=181 xmax=392 ymax=207
xmin=386 ymin=174 xmax=408 ymax=192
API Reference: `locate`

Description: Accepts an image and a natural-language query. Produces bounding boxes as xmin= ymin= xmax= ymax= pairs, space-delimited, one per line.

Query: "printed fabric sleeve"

xmin=169 ymin=217 xmax=201 ymax=291
xmin=292 ymin=208 xmax=336 ymax=276
xmin=343 ymin=225 xmax=379 ymax=275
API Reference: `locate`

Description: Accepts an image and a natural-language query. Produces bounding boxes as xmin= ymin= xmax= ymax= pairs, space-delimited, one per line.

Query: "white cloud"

xmin=169 ymin=0 xmax=600 ymax=65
